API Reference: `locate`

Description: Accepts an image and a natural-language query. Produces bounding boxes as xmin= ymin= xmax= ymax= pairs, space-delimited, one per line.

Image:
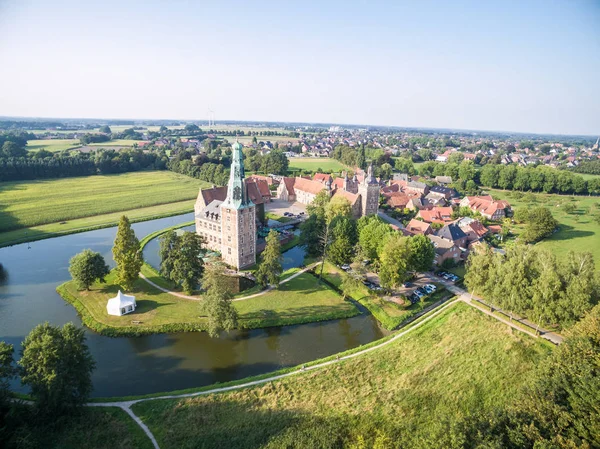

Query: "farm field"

xmin=576 ymin=172 xmax=600 ymax=181
xmin=0 ymin=171 xmax=208 ymax=235
xmin=59 ymin=271 xmax=358 ymax=335
xmin=488 ymin=188 xmax=600 ymax=263
xmin=25 ymin=138 xmax=81 ymax=152
xmin=132 ymin=302 xmax=551 ymax=448
xmin=218 ymin=134 xmax=299 ymax=145
xmin=88 ymin=139 xmax=140 ymax=146
xmin=288 ymin=157 xmax=348 ymax=173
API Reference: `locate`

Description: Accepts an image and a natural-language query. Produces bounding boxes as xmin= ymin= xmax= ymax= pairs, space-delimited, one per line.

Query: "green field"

xmin=0 ymin=171 xmax=208 ymax=237
xmin=131 ymin=302 xmax=551 ymax=448
xmin=59 ymin=270 xmax=358 ymax=336
xmin=576 ymin=172 xmax=600 ymax=181
xmin=26 ymin=138 xmax=81 ymax=152
xmin=288 ymin=157 xmax=348 ymax=173
xmin=88 ymin=139 xmax=141 ymax=146
xmin=488 ymin=188 xmax=600 ymax=263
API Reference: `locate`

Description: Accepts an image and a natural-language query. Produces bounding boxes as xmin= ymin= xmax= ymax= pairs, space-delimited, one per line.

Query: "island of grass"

xmin=57 ymin=268 xmax=359 ymax=336
xmin=130 ymin=302 xmax=552 ymax=448
xmin=0 ymin=171 xmax=210 ymax=247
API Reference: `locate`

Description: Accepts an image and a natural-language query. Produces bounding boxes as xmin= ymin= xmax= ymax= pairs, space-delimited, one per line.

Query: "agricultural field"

xmin=218 ymin=134 xmax=299 ymax=145
xmin=288 ymin=157 xmax=348 ymax=173
xmin=131 ymin=302 xmax=551 ymax=448
xmin=88 ymin=139 xmax=140 ymax=146
xmin=25 ymin=138 xmax=81 ymax=152
xmin=0 ymin=171 xmax=208 ymax=234
xmin=488 ymin=188 xmax=600 ymax=263
xmin=60 ymin=271 xmax=358 ymax=335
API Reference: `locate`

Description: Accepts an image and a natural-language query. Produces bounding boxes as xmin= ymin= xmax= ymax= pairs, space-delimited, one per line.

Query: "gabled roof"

xmin=405 ymin=219 xmax=431 ymax=235
xmin=313 ymin=173 xmax=333 ymax=184
xmin=437 ymin=222 xmax=468 ymax=242
xmin=332 ymin=189 xmax=359 ymax=205
xmin=247 ymin=178 xmax=271 ymax=198
xmin=417 ymin=207 xmax=454 ymax=223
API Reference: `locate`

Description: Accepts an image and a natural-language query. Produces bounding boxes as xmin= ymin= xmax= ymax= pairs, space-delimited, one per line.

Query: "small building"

xmin=107 ymin=291 xmax=136 ymax=316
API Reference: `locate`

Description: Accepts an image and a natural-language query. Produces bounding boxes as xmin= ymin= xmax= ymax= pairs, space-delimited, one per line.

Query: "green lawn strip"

xmin=7 ymin=406 xmax=154 ymax=449
xmin=0 ymin=171 xmax=208 ymax=233
xmin=265 ymin=212 xmax=292 ymax=223
xmin=131 ymin=302 xmax=552 ymax=448
xmin=0 ymin=200 xmax=195 ymax=248
xmin=57 ymin=269 xmax=357 ymax=337
xmin=26 ymin=138 xmax=82 ymax=152
xmin=287 ymin=157 xmax=348 ymax=173
xmin=488 ymin=188 xmax=600 ymax=264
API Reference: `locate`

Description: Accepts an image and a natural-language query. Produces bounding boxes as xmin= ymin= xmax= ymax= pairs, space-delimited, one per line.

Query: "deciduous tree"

xmin=68 ymin=249 xmax=110 ymax=290
xmin=200 ymin=263 xmax=239 ymax=337
xmin=256 ymin=230 xmax=283 ymax=288
xmin=19 ymin=322 xmax=95 ymax=415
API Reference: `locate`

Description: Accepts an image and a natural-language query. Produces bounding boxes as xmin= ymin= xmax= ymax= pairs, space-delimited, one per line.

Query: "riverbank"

xmin=57 ymin=269 xmax=359 ymax=337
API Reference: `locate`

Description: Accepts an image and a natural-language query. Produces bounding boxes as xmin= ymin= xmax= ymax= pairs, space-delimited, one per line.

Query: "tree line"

xmin=416 ymin=160 xmax=600 ymax=195
xmin=0 ymin=148 xmax=168 ymax=182
xmin=570 ymin=159 xmax=600 ymax=175
xmin=465 ymin=244 xmax=598 ymax=329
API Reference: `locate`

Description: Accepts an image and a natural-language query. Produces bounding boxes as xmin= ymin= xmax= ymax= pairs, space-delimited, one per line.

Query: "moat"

xmin=0 ymin=213 xmax=388 ymax=397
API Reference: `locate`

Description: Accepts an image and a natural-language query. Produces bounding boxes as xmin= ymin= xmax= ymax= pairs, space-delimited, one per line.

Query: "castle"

xmin=195 ymin=143 xmax=381 ymax=270
xmin=194 ymin=141 xmax=257 ymax=270
xmin=276 ymin=165 xmax=380 ymax=218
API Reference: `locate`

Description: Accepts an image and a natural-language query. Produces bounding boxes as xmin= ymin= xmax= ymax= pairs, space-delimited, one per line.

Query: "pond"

xmin=0 ymin=213 xmax=389 ymax=398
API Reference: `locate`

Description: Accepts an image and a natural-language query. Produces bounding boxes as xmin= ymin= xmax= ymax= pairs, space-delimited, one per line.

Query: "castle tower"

xmin=220 ymin=141 xmax=256 ymax=269
xmin=358 ymin=163 xmax=380 ymax=217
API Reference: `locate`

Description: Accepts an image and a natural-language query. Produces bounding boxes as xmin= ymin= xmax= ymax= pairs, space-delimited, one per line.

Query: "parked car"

xmin=413 ymin=290 xmax=425 ymax=298
xmin=340 ymin=264 xmax=351 ymax=271
xmin=402 ymin=282 xmax=413 ymax=288
xmin=425 ymin=284 xmax=437 ymax=292
xmin=299 ymin=212 xmax=305 ymax=215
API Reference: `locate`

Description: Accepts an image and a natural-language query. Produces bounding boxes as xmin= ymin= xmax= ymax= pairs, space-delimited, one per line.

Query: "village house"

xmin=405 ymin=219 xmax=433 ymax=236
xmin=428 ymin=235 xmax=461 ymax=266
xmin=459 ymin=195 xmax=511 ymax=220
xmin=436 ymin=222 xmax=469 ymax=249
xmin=416 ymin=206 xmax=454 ymax=224
xmin=456 ymin=217 xmax=489 ymax=244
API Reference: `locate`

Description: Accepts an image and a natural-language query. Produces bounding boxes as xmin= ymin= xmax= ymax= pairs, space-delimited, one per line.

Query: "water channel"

xmin=0 ymin=213 xmax=388 ymax=398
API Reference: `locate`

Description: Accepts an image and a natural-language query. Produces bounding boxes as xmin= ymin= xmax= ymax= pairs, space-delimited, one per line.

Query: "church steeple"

xmin=224 ymin=141 xmax=252 ymax=209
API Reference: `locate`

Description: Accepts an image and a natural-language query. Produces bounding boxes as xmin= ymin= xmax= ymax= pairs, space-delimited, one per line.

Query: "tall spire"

xmin=364 ymin=163 xmax=377 ymax=185
xmin=224 ymin=141 xmax=252 ymax=209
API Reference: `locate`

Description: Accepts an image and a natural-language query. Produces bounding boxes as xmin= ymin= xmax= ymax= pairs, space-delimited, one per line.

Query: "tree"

xmin=562 ymin=203 xmax=577 ymax=214
xmin=358 ymin=216 xmax=392 ymax=262
xmin=171 ymin=232 xmax=205 ymax=294
xmin=379 ymin=163 xmax=393 ymax=180
xmin=328 ymin=216 xmax=357 ymax=266
xmin=98 ymin=125 xmax=112 ymax=134
xmin=112 ymin=215 xmax=143 ymax=291
xmin=200 ymin=263 xmax=239 ymax=337
xmin=325 ymin=195 xmax=352 ymax=222
xmin=458 ymin=160 xmax=476 ymax=181
xmin=378 ymin=234 xmax=411 ymax=289
xmin=2 ymin=141 xmax=27 ymax=158
xmin=356 ymin=145 xmax=366 ymax=170
xmin=159 ymin=230 xmax=179 ymax=281
xmin=521 ymin=207 xmax=558 ymax=243
xmin=19 ymin=322 xmax=95 ymax=415
xmin=0 ymin=342 xmax=15 ymax=416
xmin=68 ymin=249 xmax=110 ymax=290
xmin=256 ymin=230 xmax=283 ymax=288
xmin=408 ymin=234 xmax=435 ymax=272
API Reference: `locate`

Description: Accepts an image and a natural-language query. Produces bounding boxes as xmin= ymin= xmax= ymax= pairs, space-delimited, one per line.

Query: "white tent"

xmin=106 ymin=290 xmax=136 ymax=316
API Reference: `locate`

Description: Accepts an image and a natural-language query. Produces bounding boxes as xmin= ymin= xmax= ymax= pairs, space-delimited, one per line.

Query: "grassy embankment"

xmin=25 ymin=138 xmax=82 ymax=152
xmin=58 ymin=268 xmax=358 ymax=336
xmin=488 ymin=188 xmax=600 ymax=262
xmin=0 ymin=171 xmax=208 ymax=247
xmin=288 ymin=157 xmax=347 ymax=174
xmin=320 ymin=262 xmax=450 ymax=329
xmin=131 ymin=302 xmax=552 ymax=449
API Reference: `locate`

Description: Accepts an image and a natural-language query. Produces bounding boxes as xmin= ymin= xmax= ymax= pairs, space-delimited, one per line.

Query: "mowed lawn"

xmin=288 ymin=157 xmax=348 ymax=173
xmin=26 ymin=138 xmax=81 ymax=152
xmin=489 ymin=188 xmax=600 ymax=262
xmin=61 ymin=271 xmax=358 ymax=333
xmin=132 ymin=302 xmax=551 ymax=449
xmin=0 ymin=171 xmax=209 ymax=233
